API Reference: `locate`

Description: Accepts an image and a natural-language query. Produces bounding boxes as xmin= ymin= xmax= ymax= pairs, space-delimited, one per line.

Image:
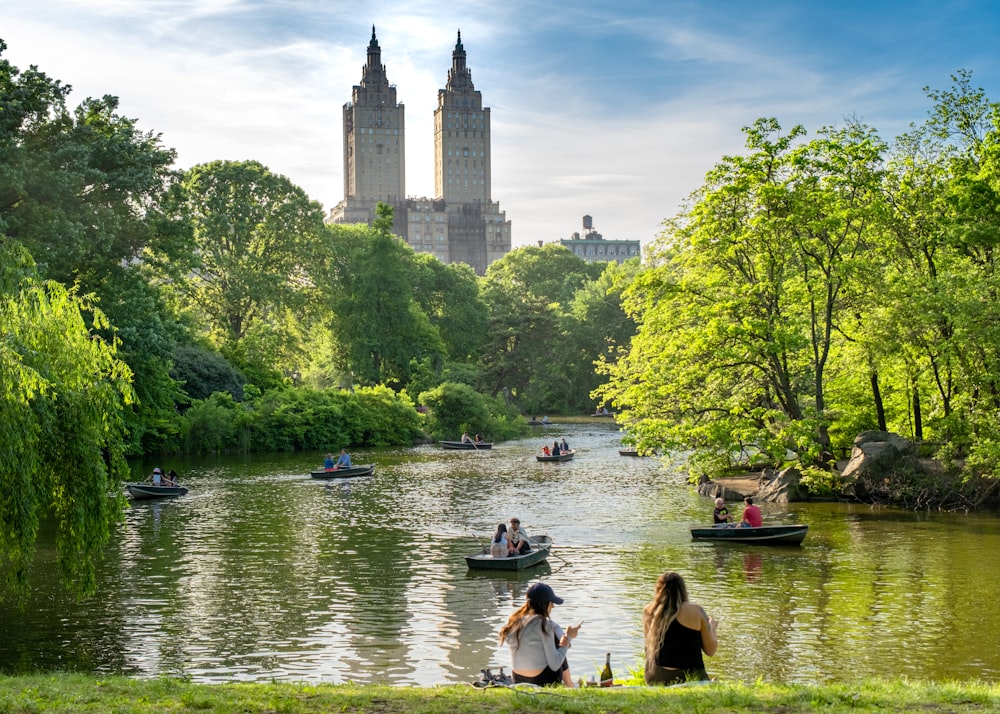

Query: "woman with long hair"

xmin=643 ymin=572 xmax=718 ymax=685
xmin=490 ymin=523 xmax=509 ymax=558
xmin=499 ymin=583 xmax=580 ymax=686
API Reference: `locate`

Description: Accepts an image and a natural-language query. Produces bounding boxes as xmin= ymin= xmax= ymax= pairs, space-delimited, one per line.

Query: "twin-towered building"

xmin=328 ymin=28 xmax=511 ymax=274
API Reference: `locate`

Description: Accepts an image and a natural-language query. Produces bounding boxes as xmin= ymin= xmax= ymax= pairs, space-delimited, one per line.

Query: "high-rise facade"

xmin=329 ymin=29 xmax=511 ymax=275
xmin=342 ymin=27 xmax=405 ymax=204
xmin=434 ymin=32 xmax=490 ymax=205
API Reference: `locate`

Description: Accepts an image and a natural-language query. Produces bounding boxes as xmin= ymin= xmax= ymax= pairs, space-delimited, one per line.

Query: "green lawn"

xmin=1 ymin=675 xmax=998 ymax=713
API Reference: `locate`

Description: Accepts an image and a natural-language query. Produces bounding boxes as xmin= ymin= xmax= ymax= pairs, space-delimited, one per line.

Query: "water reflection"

xmin=1 ymin=422 xmax=998 ymax=685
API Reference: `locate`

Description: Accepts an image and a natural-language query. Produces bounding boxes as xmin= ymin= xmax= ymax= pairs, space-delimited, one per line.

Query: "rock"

xmin=696 ymin=477 xmax=757 ymax=502
xmin=841 ymin=431 xmax=923 ymax=500
xmin=756 ymin=466 xmax=809 ymax=503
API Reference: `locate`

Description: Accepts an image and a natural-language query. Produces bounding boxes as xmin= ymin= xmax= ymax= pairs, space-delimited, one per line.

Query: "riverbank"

xmin=0 ymin=675 xmax=997 ymax=713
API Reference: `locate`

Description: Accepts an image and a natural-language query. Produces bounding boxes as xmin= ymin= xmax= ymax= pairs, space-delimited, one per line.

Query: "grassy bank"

xmin=1 ymin=675 xmax=998 ymax=713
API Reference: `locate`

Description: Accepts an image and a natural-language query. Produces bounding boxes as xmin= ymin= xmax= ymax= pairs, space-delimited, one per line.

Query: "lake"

xmin=1 ymin=420 xmax=998 ymax=685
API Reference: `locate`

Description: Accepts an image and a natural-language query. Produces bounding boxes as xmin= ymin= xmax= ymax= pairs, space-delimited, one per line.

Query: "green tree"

xmin=0 ymin=245 xmax=133 ymax=597
xmin=597 ymin=118 xmax=886 ymax=469
xmin=0 ymin=43 xmax=179 ymax=289
xmin=478 ymin=244 xmax=605 ymax=412
xmin=877 ymin=71 xmax=1000 ymax=453
xmin=1 ymin=43 xmax=188 ymax=454
xmin=170 ymin=160 xmax=327 ymax=378
xmin=318 ymin=204 xmax=444 ymax=387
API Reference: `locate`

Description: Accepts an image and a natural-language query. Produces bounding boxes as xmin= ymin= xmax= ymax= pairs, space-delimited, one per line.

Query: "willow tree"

xmin=596 ymin=118 xmax=886 ymax=471
xmin=0 ymin=246 xmax=133 ymax=598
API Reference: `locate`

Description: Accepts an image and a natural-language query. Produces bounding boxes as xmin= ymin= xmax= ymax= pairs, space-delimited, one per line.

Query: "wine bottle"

xmin=600 ymin=652 xmax=613 ymax=686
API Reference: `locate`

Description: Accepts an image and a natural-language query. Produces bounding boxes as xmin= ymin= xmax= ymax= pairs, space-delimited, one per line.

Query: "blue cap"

xmin=526 ymin=582 xmax=563 ymax=605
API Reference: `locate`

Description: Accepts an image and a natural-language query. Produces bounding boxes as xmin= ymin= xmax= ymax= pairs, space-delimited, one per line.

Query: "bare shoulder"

xmin=677 ymin=601 xmax=707 ymax=627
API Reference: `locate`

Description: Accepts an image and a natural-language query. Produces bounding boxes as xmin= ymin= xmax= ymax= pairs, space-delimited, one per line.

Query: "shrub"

xmin=171 ymin=344 xmax=245 ymax=403
xmin=180 ymin=392 xmax=241 ymax=454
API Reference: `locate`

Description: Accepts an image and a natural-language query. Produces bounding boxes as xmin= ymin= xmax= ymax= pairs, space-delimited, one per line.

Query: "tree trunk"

xmin=913 ymin=385 xmax=923 ymax=442
xmin=871 ymin=370 xmax=887 ymax=432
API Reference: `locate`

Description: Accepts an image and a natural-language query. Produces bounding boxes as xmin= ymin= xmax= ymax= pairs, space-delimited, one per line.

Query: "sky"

xmin=4 ymin=1 xmax=1000 ymax=249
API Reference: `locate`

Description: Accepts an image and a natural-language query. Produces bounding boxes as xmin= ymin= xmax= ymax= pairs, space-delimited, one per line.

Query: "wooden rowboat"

xmin=536 ymin=449 xmax=575 ymax=462
xmin=310 ymin=464 xmax=376 ymax=479
xmin=690 ymin=524 xmax=808 ymax=545
xmin=439 ymin=440 xmax=493 ymax=450
xmin=465 ymin=535 xmax=553 ymax=570
xmin=619 ymin=448 xmax=640 ymax=456
xmin=127 ymin=483 xmax=188 ymax=500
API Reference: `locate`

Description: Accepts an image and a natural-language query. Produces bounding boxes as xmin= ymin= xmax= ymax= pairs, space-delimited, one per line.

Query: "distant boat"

xmin=127 ymin=483 xmax=188 ymax=500
xmin=536 ymin=449 xmax=576 ymax=462
xmin=690 ymin=524 xmax=808 ymax=545
xmin=619 ymin=448 xmax=641 ymax=457
xmin=590 ymin=411 xmax=614 ymax=417
xmin=439 ymin=440 xmax=492 ymax=450
xmin=465 ymin=535 xmax=553 ymax=570
xmin=310 ymin=464 xmax=376 ymax=479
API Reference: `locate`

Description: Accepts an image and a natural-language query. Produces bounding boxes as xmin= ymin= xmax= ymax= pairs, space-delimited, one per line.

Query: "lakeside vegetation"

xmin=0 ymin=675 xmax=998 ymax=713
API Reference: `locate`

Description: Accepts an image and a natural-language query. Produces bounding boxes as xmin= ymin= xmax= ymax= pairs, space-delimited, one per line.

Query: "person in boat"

xmin=551 ymin=440 xmax=561 ymax=456
xmin=490 ymin=523 xmax=509 ymax=558
xmin=739 ymin=496 xmax=763 ymax=528
xmin=713 ymin=497 xmax=732 ymax=526
xmin=542 ymin=445 xmax=551 ymax=456
xmin=323 ymin=453 xmax=335 ymax=470
xmin=643 ymin=571 xmax=718 ymax=685
xmin=166 ymin=470 xmax=179 ymax=487
xmin=461 ymin=432 xmax=472 ymax=443
xmin=559 ymin=438 xmax=569 ymax=452
xmin=541 ymin=415 xmax=550 ymax=424
xmin=335 ymin=449 xmax=352 ymax=469
xmin=474 ymin=433 xmax=482 ymax=443
xmin=499 ymin=582 xmax=580 ymax=687
xmin=508 ymin=518 xmax=531 ymax=555
xmin=147 ymin=467 xmax=163 ymax=486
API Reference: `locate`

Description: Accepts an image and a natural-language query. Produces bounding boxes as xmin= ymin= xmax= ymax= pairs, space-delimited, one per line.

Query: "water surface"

xmin=1 ymin=421 xmax=997 ymax=684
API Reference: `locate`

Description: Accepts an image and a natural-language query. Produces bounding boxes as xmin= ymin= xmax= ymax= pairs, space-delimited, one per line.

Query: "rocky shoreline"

xmin=698 ymin=430 xmax=1000 ymax=512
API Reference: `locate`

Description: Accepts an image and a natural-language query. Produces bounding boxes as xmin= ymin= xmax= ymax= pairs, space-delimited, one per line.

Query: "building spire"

xmin=446 ymin=29 xmax=473 ymax=91
xmin=361 ymin=25 xmax=389 ymax=90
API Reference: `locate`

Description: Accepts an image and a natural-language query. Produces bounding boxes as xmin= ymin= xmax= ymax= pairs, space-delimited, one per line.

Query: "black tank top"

xmin=655 ymin=617 xmax=705 ymax=671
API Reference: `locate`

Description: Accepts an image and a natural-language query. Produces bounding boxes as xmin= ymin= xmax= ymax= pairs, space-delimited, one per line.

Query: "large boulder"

xmin=698 ymin=467 xmax=809 ymax=503
xmin=841 ymin=430 xmax=923 ymax=500
xmin=756 ymin=466 xmax=809 ymax=503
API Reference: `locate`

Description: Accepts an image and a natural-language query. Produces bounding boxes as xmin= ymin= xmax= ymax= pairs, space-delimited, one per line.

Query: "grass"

xmin=1 ymin=675 xmax=998 ymax=713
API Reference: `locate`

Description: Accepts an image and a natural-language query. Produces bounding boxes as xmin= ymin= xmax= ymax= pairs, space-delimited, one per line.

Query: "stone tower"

xmin=434 ymin=31 xmax=492 ymax=205
xmin=342 ymin=26 xmax=405 ymax=203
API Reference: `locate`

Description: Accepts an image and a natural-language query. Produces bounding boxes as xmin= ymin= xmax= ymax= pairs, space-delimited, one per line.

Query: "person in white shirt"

xmin=499 ymin=582 xmax=581 ymax=686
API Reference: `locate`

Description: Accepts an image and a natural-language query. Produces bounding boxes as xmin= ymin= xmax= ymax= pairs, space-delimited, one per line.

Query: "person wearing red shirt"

xmin=740 ymin=496 xmax=762 ymax=528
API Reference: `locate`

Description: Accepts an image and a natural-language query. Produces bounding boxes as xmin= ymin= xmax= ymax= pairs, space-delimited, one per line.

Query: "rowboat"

xmin=439 ymin=440 xmax=493 ymax=450
xmin=310 ymin=464 xmax=376 ymax=479
xmin=619 ymin=448 xmax=640 ymax=456
xmin=465 ymin=535 xmax=553 ymax=570
xmin=127 ymin=483 xmax=188 ymax=500
xmin=536 ymin=449 xmax=575 ymax=462
xmin=690 ymin=524 xmax=808 ymax=545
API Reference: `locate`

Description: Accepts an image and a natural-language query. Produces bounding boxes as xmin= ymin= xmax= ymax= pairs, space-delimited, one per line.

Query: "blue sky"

xmin=4 ymin=1 xmax=1000 ymax=248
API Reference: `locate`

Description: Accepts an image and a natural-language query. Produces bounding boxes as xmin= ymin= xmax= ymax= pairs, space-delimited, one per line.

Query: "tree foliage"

xmin=598 ymin=73 xmax=1000 ymax=484
xmin=317 ymin=204 xmax=448 ymax=388
xmin=0 ymin=245 xmax=133 ymax=598
xmin=170 ymin=159 xmax=327 ymax=378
